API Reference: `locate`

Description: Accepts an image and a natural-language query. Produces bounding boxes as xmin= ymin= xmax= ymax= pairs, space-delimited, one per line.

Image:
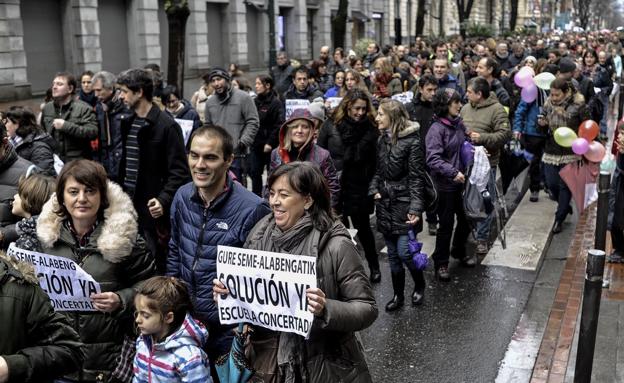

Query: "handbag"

xmin=215 ymin=323 xmax=256 ymax=383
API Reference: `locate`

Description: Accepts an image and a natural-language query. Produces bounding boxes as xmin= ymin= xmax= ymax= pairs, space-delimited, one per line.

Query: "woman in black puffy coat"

xmin=250 ymin=75 xmax=284 ymax=196
xmin=5 ymin=106 xmax=57 ymax=176
xmin=369 ymin=99 xmax=426 ymax=311
xmin=317 ymin=89 xmax=381 ymax=283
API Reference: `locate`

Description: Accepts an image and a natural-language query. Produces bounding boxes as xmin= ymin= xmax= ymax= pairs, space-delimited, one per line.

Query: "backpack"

xmin=587 ymin=95 xmax=604 ymax=123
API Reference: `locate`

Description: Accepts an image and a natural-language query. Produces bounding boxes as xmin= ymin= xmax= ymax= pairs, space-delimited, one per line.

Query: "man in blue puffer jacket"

xmin=166 ymin=125 xmax=270 ymax=380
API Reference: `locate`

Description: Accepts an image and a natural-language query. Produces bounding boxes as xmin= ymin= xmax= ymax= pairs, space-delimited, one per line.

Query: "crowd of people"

xmin=1 ymin=28 xmax=624 ymax=383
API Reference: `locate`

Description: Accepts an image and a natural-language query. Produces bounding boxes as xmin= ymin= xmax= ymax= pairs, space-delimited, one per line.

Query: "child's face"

xmin=135 ymin=295 xmax=170 ymax=340
xmin=12 ymin=194 xmax=28 ymax=218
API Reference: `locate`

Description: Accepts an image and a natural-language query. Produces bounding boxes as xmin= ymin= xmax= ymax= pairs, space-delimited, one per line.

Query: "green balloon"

xmin=553 ymin=127 xmax=578 ymax=147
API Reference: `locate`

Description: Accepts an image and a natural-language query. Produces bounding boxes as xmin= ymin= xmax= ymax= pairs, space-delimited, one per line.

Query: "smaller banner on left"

xmin=8 ymin=243 xmax=101 ymax=312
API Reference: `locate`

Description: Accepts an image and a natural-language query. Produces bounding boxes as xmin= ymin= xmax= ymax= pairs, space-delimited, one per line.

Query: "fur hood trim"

xmin=37 ymin=181 xmax=139 ymax=263
xmin=0 ymin=251 xmax=38 ymax=284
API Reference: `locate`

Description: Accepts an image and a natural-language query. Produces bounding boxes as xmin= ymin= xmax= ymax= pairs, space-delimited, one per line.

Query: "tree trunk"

xmin=332 ymin=0 xmax=349 ymax=49
xmin=415 ymin=0 xmax=426 ymax=36
xmin=456 ymin=0 xmax=475 ymax=38
xmin=165 ymin=1 xmax=190 ymax=95
xmin=574 ymin=0 xmax=592 ymax=30
xmin=509 ymin=0 xmax=518 ymax=31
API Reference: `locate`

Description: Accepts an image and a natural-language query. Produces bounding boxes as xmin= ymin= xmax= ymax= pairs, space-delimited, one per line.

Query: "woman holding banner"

xmin=35 ymin=159 xmax=155 ymax=382
xmin=214 ymin=161 xmax=377 ymax=383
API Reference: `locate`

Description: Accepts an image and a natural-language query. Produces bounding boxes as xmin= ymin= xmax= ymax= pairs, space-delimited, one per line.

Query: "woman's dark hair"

xmin=310 ymin=60 xmax=327 ymax=79
xmin=232 ymin=75 xmax=252 ymax=92
xmin=80 ymin=70 xmax=94 ymax=80
xmin=333 ymin=88 xmax=375 ymax=126
xmin=5 ymin=106 xmax=41 ymax=138
xmin=267 ymin=162 xmax=334 ymax=231
xmin=550 ymin=77 xmax=571 ymax=93
xmin=161 ymin=85 xmax=181 ymax=103
xmin=55 ymin=160 xmax=109 ymax=218
xmin=256 ymin=74 xmax=277 ymax=97
xmin=349 ymin=57 xmax=363 ymax=68
xmin=481 ymin=57 xmax=502 ymax=78
xmin=432 ymin=88 xmax=462 ymax=117
xmin=136 ymin=276 xmax=193 ymax=335
xmin=333 ymin=69 xmax=345 ymax=82
xmin=583 ymin=49 xmax=599 ymax=64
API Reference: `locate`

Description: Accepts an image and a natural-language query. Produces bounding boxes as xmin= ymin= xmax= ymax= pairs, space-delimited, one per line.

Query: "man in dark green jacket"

xmin=462 ymin=77 xmax=511 ymax=256
xmin=0 ymin=253 xmax=83 ymax=382
xmin=41 ymin=72 xmax=98 ymax=162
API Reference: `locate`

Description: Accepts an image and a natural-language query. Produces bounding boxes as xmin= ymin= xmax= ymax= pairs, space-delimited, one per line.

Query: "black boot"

xmin=406 ymin=264 xmax=426 ymax=306
xmin=385 ymin=270 xmax=405 ymax=312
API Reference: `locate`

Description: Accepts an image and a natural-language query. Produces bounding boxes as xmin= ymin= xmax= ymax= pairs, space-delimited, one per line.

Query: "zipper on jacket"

xmin=191 ymin=208 xmax=210 ymax=292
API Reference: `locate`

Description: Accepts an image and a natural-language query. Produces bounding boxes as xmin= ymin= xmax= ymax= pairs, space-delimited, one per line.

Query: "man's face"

xmin=211 ymin=76 xmax=227 ymax=95
xmin=537 ymin=40 xmax=545 ymax=49
xmin=497 ymin=44 xmax=508 ymax=57
xmin=320 ymin=47 xmax=330 ymax=60
xmin=367 ymin=43 xmax=377 ymax=55
xmin=294 ymin=72 xmax=308 ymax=91
xmin=558 ymin=43 xmax=567 ymax=56
xmin=188 ymin=134 xmax=233 ymax=192
xmin=276 ymin=54 xmax=287 ymax=66
xmin=433 ymin=59 xmax=448 ymax=79
xmin=514 ymin=46 xmax=524 ymax=57
xmin=599 ymin=52 xmax=608 ymax=65
xmin=420 ymin=83 xmax=438 ymax=102
xmin=397 ymin=46 xmax=406 ymax=58
xmin=475 ymin=45 xmax=486 ymax=57
xmin=92 ymin=79 xmax=113 ymax=103
xmin=548 ymin=52 xmax=558 ymax=63
xmin=118 ymin=84 xmax=141 ymax=109
xmin=52 ymin=76 xmax=72 ymax=99
xmin=435 ymin=44 xmax=448 ymax=59
xmin=466 ymin=86 xmax=482 ymax=105
xmin=550 ymin=88 xmax=565 ymax=104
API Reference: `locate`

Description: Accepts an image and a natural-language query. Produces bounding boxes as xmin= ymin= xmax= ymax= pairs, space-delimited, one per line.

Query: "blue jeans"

xmin=543 ymin=163 xmax=573 ymax=223
xmin=384 ymin=234 xmax=410 ymax=274
xmin=476 ymin=167 xmax=497 ymax=242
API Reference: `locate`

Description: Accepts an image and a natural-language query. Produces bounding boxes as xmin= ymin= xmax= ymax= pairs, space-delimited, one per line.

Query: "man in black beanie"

xmin=204 ymin=67 xmax=259 ymax=182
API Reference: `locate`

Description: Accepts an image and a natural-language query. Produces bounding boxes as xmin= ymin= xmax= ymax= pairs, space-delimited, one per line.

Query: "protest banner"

xmin=8 ymin=243 xmax=101 ymax=312
xmin=175 ymin=118 xmax=194 ymax=146
xmin=216 ymin=245 xmax=317 ymax=338
xmin=326 ymin=97 xmax=343 ymax=109
xmin=391 ymin=91 xmax=414 ymax=104
xmin=285 ymin=99 xmax=310 ymax=119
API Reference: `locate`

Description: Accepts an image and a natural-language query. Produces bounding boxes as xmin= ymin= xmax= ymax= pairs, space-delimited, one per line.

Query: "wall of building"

xmin=0 ymin=0 xmax=531 ymax=101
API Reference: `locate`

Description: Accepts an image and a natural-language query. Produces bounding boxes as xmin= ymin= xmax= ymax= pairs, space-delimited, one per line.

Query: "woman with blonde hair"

xmin=370 ymin=99 xmax=427 ymax=310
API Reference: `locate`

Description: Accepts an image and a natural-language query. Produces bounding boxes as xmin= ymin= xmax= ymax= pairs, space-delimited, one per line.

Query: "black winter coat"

xmin=253 ymin=91 xmax=284 ymax=150
xmin=406 ymin=95 xmax=434 ymax=153
xmin=14 ymin=132 xmax=57 ymax=176
xmin=317 ymin=117 xmax=378 ymax=215
xmin=0 ymin=149 xmax=32 ymax=248
xmin=95 ymin=97 xmax=132 ymax=181
xmin=118 ymin=105 xmax=190 ymax=230
xmin=0 ymin=255 xmax=83 ymax=383
xmin=369 ymin=123 xmax=425 ymax=235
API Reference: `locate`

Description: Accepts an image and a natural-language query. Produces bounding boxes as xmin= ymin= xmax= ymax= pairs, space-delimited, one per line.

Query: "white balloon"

xmin=534 ymin=72 xmax=556 ymax=90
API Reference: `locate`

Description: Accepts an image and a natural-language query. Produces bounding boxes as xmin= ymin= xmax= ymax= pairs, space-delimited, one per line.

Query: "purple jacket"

xmin=425 ymin=116 xmax=467 ymax=192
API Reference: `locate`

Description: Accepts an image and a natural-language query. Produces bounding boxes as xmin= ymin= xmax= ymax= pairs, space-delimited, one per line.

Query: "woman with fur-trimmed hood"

xmin=36 ymin=159 xmax=155 ymax=382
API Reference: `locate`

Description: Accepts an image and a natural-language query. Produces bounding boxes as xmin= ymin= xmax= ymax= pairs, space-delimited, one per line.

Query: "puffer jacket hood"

xmin=37 ymin=181 xmax=138 ymax=263
xmin=133 ymin=313 xmax=211 ymax=383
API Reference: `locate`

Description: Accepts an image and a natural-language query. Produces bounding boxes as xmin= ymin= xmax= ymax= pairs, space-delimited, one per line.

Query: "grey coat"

xmin=244 ymin=215 xmax=377 ymax=383
xmin=204 ymin=87 xmax=260 ymax=151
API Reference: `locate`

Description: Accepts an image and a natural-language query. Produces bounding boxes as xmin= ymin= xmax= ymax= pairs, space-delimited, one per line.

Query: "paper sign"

xmin=216 ymin=245 xmax=317 ymax=338
xmin=8 ymin=243 xmax=101 ymax=311
xmin=391 ymin=91 xmax=414 ymax=104
xmin=285 ymin=99 xmax=310 ymax=119
xmin=326 ymin=97 xmax=343 ymax=109
xmin=175 ymin=118 xmax=194 ymax=145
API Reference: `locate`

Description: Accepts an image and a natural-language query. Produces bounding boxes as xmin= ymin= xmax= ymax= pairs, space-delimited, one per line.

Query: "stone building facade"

xmin=2 ymin=0 xmax=535 ymax=101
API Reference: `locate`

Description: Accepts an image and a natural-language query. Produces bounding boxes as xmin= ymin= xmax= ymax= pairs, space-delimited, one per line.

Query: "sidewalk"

xmin=528 ymin=202 xmax=624 ymax=382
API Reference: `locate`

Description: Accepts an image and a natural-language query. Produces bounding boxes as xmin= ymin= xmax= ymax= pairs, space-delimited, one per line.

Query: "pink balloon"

xmin=571 ymin=138 xmax=589 ymax=155
xmin=514 ymin=67 xmax=535 ymax=88
xmin=521 ymin=84 xmax=538 ymax=103
xmin=584 ymin=141 xmax=606 ymax=162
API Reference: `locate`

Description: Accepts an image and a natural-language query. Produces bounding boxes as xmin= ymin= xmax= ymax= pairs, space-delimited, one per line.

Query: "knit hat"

xmin=348 ymin=49 xmax=357 ymax=59
xmin=558 ymin=58 xmax=576 ymax=74
xmin=524 ymin=55 xmax=537 ymax=64
xmin=281 ymin=108 xmax=316 ymax=131
xmin=308 ymin=97 xmax=326 ymax=122
xmin=208 ymin=67 xmax=231 ymax=82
